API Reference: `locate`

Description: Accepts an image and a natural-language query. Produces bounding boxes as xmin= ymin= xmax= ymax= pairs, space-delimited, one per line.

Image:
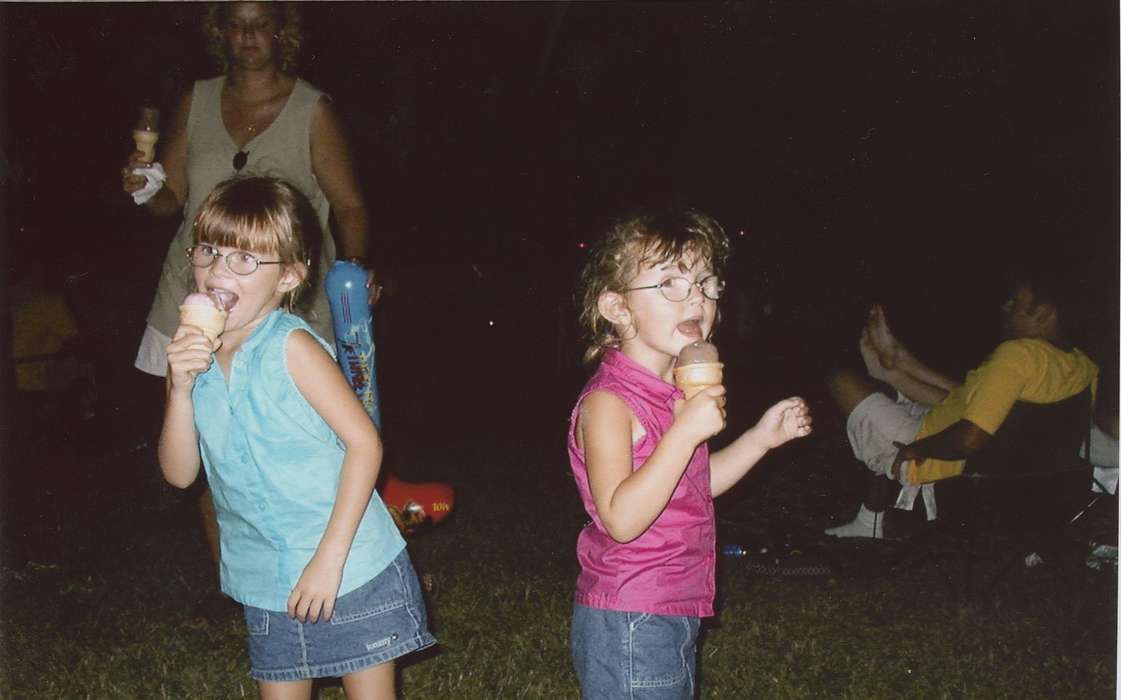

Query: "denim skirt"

xmin=570 ymin=604 xmax=701 ymax=699
xmin=243 ymin=549 xmax=436 ymax=682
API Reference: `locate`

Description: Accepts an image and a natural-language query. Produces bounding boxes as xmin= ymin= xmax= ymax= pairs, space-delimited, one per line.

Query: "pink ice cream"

xmin=182 ymin=289 xmax=237 ymax=312
xmin=179 ymin=290 xmax=237 ymax=342
xmin=181 ymin=292 xmax=219 ymax=310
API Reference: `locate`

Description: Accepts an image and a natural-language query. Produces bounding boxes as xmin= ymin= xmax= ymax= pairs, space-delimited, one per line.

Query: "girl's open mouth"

xmin=207 ymin=288 xmax=239 ymax=312
xmin=677 ymin=320 xmax=702 ymax=337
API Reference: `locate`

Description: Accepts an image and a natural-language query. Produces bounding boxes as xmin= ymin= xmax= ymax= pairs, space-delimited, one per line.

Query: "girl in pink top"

xmin=568 ymin=209 xmax=811 ymax=698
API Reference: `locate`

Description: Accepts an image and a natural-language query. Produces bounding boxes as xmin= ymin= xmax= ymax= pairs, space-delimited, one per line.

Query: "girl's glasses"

xmin=625 ymin=275 xmax=724 ymax=302
xmin=186 ymin=244 xmax=284 ymax=276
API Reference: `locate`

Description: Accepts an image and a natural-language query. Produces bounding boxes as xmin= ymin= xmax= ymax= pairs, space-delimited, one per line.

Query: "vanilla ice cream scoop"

xmin=133 ymin=106 xmax=160 ymax=164
xmin=674 ymin=340 xmax=723 ymax=399
xmin=677 ymin=339 xmax=719 ymax=365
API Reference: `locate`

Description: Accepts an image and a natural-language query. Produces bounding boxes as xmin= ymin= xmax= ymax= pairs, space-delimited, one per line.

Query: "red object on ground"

xmin=379 ymin=473 xmax=455 ymax=532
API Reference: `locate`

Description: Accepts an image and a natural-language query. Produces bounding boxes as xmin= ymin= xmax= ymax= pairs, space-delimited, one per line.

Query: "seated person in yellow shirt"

xmin=825 ymin=266 xmax=1099 ymax=539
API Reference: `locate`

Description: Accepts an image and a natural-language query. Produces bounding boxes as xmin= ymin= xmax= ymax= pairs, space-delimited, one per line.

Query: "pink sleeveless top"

xmin=568 ymin=349 xmax=716 ymax=617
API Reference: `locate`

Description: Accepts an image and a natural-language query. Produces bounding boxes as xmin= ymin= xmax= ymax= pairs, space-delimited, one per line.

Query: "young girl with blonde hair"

xmin=159 ymin=177 xmax=433 ymax=698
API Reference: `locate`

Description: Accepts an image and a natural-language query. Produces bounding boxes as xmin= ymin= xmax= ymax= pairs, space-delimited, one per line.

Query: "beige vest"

xmin=146 ymin=76 xmax=336 ymax=340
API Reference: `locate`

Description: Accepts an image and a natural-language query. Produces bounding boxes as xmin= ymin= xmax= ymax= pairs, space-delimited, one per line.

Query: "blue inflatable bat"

xmin=325 ymin=260 xmax=382 ymax=429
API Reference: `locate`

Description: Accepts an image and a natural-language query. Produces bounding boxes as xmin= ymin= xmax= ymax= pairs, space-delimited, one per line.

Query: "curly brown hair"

xmin=577 ymin=209 xmax=731 ymax=364
xmin=202 ymin=2 xmax=303 ymax=74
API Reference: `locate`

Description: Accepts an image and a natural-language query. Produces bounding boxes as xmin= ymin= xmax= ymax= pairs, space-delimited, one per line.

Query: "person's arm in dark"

xmin=889 ymin=419 xmax=992 ymax=479
xmin=309 ymin=97 xmax=382 ymax=304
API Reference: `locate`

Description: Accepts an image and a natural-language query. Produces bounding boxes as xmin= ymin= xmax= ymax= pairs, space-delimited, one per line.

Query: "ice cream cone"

xmin=674 ymin=362 xmax=723 ymax=399
xmin=178 ymin=304 xmax=227 ymax=343
xmin=133 ymin=129 xmax=160 ymax=164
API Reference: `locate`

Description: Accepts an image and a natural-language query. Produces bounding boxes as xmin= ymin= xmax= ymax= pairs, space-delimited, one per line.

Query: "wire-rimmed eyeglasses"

xmin=186 ymin=244 xmax=284 ymax=276
xmin=624 ymin=275 xmax=724 ymax=302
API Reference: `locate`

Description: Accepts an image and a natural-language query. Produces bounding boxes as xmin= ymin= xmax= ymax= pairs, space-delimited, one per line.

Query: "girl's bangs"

xmin=636 ymin=237 xmax=715 ymax=271
xmin=196 ymin=210 xmax=283 ymax=256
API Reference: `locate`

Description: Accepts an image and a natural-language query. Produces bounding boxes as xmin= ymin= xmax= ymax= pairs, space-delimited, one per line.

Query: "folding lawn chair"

xmin=894 ymin=386 xmax=1099 ymax=601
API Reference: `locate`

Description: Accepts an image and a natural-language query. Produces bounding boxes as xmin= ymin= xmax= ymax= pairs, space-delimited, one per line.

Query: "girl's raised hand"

xmin=672 ymin=384 xmax=727 ymax=444
xmin=165 ymin=324 xmax=219 ymax=393
xmin=287 ymin=554 xmax=344 ymax=623
xmin=756 ymin=397 xmax=812 ymax=449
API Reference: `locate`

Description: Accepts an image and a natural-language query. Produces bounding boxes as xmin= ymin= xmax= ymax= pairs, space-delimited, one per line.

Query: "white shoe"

xmin=825 ymin=504 xmax=884 ymax=539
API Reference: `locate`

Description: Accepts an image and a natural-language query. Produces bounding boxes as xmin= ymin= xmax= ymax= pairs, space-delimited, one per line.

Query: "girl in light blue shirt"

xmin=159 ymin=176 xmax=434 ymax=696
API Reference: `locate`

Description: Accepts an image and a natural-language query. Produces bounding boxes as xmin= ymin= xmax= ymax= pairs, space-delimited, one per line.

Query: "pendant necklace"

xmin=233 ymin=125 xmax=255 ymax=172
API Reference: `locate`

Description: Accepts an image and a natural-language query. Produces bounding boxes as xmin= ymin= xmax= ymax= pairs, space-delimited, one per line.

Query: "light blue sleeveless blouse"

xmin=192 ymin=310 xmax=404 ymax=612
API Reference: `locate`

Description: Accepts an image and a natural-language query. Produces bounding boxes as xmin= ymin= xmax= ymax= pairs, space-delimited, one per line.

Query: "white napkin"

xmin=131 ymin=162 xmax=167 ymax=205
xmin=893 ymin=462 xmax=938 ymax=520
xmin=1079 ymin=424 xmax=1119 ymax=494
xmin=894 ymin=482 xmax=937 ymax=520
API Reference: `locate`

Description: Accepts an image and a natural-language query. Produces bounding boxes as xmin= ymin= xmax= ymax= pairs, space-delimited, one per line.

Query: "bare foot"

xmin=859 ymin=327 xmax=892 ymax=382
xmin=866 ymin=304 xmax=901 ymax=369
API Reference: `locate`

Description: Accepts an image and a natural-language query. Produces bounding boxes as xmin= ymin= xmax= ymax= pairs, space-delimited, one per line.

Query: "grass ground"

xmin=2 ymin=283 xmax=1116 ymax=697
xmin=2 ymin=394 xmax=1115 ymax=698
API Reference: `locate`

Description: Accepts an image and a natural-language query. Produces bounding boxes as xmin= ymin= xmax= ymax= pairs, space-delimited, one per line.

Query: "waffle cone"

xmin=178 ymin=305 xmax=227 ymax=343
xmin=674 ymin=362 xmax=724 ymax=399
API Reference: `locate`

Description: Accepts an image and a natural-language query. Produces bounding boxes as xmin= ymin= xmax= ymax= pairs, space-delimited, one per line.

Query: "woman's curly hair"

xmin=202 ymin=3 xmax=303 ymax=74
xmin=577 ymin=209 xmax=731 ymax=364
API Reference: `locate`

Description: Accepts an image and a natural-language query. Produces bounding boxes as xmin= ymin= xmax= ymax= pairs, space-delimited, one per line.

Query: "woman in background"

xmin=123 ymin=1 xmax=378 ymax=373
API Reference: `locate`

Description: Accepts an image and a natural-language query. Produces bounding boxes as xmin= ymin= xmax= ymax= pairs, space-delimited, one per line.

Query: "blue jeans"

xmin=570 ymin=604 xmax=701 ymax=699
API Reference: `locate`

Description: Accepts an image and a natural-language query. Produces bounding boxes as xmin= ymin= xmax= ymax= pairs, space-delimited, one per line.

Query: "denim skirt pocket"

xmin=244 ymin=607 xmax=269 ymax=636
xmin=329 ymin=591 xmax=406 ymax=625
xmin=628 ymin=612 xmax=699 ymax=690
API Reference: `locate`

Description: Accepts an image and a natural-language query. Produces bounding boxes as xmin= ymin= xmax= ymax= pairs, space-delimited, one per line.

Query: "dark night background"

xmin=1 ymin=2 xmax=1118 ymax=491
xmin=1 ymin=6 xmax=1118 ymax=693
